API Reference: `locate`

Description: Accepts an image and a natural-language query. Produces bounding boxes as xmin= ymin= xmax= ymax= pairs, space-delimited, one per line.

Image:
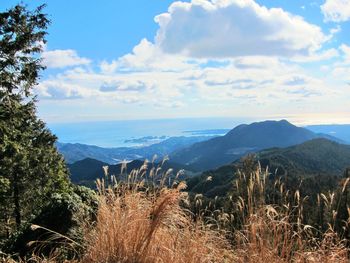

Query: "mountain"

xmin=57 ymin=135 xmax=216 ymax=164
xmin=187 ymin=138 xmax=350 ymax=197
xmin=68 ymin=157 xmax=198 ymax=188
xmin=170 ymin=120 xmax=341 ymax=171
xmin=257 ymin=138 xmax=350 ymax=176
xmin=57 ymin=143 xmax=126 ymax=164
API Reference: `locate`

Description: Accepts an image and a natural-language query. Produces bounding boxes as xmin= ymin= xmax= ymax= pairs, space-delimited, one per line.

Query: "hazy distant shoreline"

xmin=48 ymin=117 xmax=251 ymax=147
xmin=48 ymin=118 xmax=350 ymax=148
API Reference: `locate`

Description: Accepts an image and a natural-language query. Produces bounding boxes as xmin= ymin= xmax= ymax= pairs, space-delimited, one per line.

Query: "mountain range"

xmin=64 ymin=120 xmax=349 ymax=194
xmin=170 ymin=120 xmax=342 ymax=171
xmin=187 ymin=138 xmax=350 ymax=197
xmin=57 ymin=120 xmax=343 ymax=170
xmin=57 ymin=135 xmax=215 ymax=164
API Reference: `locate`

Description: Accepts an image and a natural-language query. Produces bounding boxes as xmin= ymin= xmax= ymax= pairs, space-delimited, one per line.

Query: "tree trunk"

xmin=13 ymin=173 xmax=21 ymax=227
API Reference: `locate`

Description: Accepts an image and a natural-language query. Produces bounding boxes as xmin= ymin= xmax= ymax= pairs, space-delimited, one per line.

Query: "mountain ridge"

xmin=68 ymin=157 xmax=198 ymax=188
xmin=186 ymin=138 xmax=350 ymax=197
xmin=57 ymin=135 xmax=216 ymax=164
xmin=170 ymin=120 xmax=341 ymax=171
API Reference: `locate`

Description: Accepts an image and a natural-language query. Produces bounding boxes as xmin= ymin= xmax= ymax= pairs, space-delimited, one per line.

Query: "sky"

xmin=1 ymin=0 xmax=350 ymax=125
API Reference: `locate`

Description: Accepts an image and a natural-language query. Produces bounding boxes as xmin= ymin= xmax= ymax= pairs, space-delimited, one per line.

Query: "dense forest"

xmin=1 ymin=4 xmax=350 ymax=263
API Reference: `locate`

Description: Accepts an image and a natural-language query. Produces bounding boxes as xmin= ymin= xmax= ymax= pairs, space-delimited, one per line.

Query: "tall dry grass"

xmin=82 ymin=161 xmax=234 ymax=263
xmin=225 ymin=163 xmax=349 ymax=262
xmin=4 ymin=159 xmax=350 ymax=262
xmin=82 ymin=160 xmax=350 ymax=263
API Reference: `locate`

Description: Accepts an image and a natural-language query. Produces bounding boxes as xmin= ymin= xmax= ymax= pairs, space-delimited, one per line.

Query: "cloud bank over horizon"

xmin=33 ymin=0 xmax=350 ymax=124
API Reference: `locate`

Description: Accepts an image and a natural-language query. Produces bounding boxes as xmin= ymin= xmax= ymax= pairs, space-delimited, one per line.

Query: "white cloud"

xmin=35 ymin=0 xmax=350 ymax=122
xmin=332 ymin=66 xmax=350 ymax=81
xmin=330 ymin=25 xmax=341 ymax=35
xmin=42 ymin=49 xmax=91 ymax=68
xmin=154 ymin=0 xmax=326 ymax=58
xmin=99 ymin=80 xmax=149 ymax=92
xmin=100 ymin=39 xmax=196 ymax=73
xmin=36 ymin=51 xmax=347 ymax=122
xmin=330 ymin=44 xmax=350 ymax=82
xmin=340 ymin=44 xmax=350 ymax=63
xmin=36 ymin=81 xmax=94 ymax=100
xmin=291 ymin=48 xmax=339 ymax=63
xmin=36 ymin=50 xmax=337 ymax=107
xmin=321 ymin=0 xmax=350 ymax=22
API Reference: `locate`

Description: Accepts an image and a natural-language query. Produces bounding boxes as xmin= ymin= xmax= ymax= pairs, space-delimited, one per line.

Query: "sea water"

xmin=47 ymin=117 xmax=256 ymax=147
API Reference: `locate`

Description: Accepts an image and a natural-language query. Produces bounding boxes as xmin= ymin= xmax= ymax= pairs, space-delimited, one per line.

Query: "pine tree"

xmin=0 ymin=4 xmax=70 ymax=234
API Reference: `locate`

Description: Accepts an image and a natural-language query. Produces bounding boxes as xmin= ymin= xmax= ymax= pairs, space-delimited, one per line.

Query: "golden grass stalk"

xmin=82 ymin=178 xmax=233 ymax=263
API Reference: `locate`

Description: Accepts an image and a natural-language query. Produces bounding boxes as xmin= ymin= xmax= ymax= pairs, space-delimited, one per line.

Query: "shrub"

xmin=2 ymin=185 xmax=98 ymax=261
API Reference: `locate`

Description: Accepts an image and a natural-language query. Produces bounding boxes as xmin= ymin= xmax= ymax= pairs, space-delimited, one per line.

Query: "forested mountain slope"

xmin=187 ymin=139 xmax=350 ymax=197
xmin=171 ymin=120 xmax=339 ymax=171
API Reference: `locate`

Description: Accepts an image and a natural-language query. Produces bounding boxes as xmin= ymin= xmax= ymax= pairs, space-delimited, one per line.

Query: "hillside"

xmin=170 ymin=120 xmax=338 ymax=171
xmin=68 ymin=158 xmax=198 ymax=188
xmin=187 ymin=138 xmax=350 ymax=197
xmin=257 ymin=138 xmax=350 ymax=176
xmin=57 ymin=135 xmax=215 ymax=164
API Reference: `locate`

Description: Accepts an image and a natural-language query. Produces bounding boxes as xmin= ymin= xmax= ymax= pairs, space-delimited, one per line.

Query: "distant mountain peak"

xmin=225 ymin=119 xmax=309 ymax=139
xmin=277 ymin=119 xmax=291 ymax=123
xmin=171 ymin=119 xmax=341 ymax=171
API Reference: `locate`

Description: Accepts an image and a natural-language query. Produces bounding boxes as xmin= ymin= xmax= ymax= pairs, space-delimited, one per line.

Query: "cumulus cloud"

xmin=330 ymin=44 xmax=350 ymax=82
xmin=284 ymin=76 xmax=306 ymax=86
xmin=36 ymin=81 xmax=92 ymax=100
xmin=291 ymin=48 xmax=339 ymax=63
xmin=321 ymin=0 xmax=350 ymax=22
xmin=35 ymin=0 xmax=350 ymax=122
xmin=340 ymin=44 xmax=350 ymax=63
xmin=100 ymin=39 xmax=195 ymax=73
xmin=35 ymin=50 xmax=345 ymax=122
xmin=155 ymin=0 xmax=326 ymax=58
xmin=286 ymin=87 xmax=321 ymax=98
xmin=99 ymin=80 xmax=148 ymax=92
xmin=153 ymin=99 xmax=185 ymax=108
xmin=42 ymin=49 xmax=91 ymax=68
xmin=205 ymin=78 xmax=252 ymax=86
xmin=99 ymin=83 xmax=119 ymax=92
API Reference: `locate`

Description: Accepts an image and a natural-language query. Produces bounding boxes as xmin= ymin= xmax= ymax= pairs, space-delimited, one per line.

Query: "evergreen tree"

xmin=0 ymin=4 xmax=70 ymax=235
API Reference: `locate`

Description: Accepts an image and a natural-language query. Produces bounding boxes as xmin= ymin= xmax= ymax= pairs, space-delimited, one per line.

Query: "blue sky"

xmin=1 ymin=0 xmax=350 ymax=124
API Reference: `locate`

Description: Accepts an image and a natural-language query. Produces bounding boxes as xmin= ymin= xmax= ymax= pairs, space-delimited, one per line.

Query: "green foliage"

xmin=2 ymin=185 xmax=98 ymax=260
xmin=258 ymin=138 xmax=350 ymax=176
xmin=0 ymin=3 xmax=71 ymax=237
xmin=187 ymin=139 xmax=350 ymax=197
xmin=0 ymin=4 xmax=48 ymax=97
xmin=187 ymin=164 xmax=235 ymax=198
xmin=0 ymin=176 xmax=11 ymax=240
xmin=68 ymin=158 xmax=195 ymax=188
xmin=187 ymin=148 xmax=350 ymax=243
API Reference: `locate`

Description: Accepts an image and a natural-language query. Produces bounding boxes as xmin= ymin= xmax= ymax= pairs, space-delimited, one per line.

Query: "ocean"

xmin=48 ymin=117 xmax=256 ymax=147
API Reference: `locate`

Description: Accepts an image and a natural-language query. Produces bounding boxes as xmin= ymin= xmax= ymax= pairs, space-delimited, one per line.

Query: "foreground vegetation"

xmin=1 ymin=160 xmax=350 ymax=262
